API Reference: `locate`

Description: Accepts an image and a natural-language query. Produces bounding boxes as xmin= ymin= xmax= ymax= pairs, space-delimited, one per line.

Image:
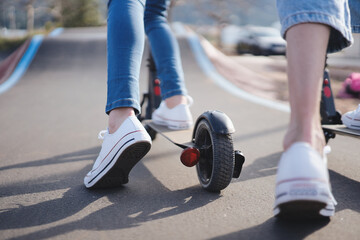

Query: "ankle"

xmin=108 ymin=108 xmax=135 ymax=134
xmin=164 ymin=95 xmax=187 ymax=109
xmin=283 ymin=119 xmax=325 ymax=154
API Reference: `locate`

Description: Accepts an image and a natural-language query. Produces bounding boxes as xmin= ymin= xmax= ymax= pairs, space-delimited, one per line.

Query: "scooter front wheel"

xmin=194 ymin=119 xmax=234 ymax=192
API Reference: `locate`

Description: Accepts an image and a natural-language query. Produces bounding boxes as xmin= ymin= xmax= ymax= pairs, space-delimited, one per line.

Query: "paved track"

xmin=0 ymin=27 xmax=359 ymax=240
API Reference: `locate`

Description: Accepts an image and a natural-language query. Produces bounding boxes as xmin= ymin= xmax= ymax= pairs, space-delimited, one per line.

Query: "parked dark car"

xmin=236 ymin=26 xmax=286 ymax=56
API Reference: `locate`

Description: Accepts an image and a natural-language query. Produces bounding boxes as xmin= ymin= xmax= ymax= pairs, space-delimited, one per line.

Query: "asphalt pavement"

xmin=0 ymin=27 xmax=359 ymax=240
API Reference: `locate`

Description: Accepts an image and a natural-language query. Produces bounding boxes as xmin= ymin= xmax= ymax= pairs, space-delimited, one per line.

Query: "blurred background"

xmin=0 ymin=0 xmax=359 ymax=111
xmin=1 ymin=0 xmax=358 ymax=57
xmin=0 ymin=0 xmax=279 ymax=32
xmin=0 ymin=0 xmax=280 ymax=51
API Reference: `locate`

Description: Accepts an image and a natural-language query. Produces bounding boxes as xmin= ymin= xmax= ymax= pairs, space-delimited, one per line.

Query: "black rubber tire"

xmin=194 ymin=119 xmax=234 ymax=192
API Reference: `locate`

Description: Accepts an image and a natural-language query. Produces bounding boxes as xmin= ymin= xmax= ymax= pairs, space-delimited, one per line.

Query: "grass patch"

xmin=0 ymin=28 xmax=52 ymax=54
xmin=0 ymin=37 xmax=28 ymax=53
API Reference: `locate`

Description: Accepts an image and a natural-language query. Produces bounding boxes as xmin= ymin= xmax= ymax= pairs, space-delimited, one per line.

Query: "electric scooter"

xmin=321 ymin=56 xmax=360 ymax=140
xmin=138 ymin=52 xmax=245 ymax=192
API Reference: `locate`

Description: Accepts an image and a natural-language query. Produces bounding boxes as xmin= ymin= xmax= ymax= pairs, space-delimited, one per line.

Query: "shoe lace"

xmin=98 ymin=130 xmax=108 ymax=140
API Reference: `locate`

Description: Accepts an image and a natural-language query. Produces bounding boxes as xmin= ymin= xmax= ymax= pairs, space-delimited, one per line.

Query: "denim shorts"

xmin=277 ymin=0 xmax=360 ymax=53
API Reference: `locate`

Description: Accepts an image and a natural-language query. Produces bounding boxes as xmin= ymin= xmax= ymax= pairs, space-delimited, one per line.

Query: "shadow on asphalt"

xmin=0 ymin=147 xmax=220 ymax=240
xmin=236 ymin=152 xmax=281 ymax=182
xmin=329 ymin=170 xmax=360 ymax=213
xmin=211 ymin=217 xmax=330 ymax=240
xmin=235 ymin=150 xmax=360 ymax=217
xmin=1 ymin=147 xmax=359 ymax=240
xmin=0 ymin=147 xmax=101 ymax=172
xmin=220 ymin=151 xmax=360 ymax=240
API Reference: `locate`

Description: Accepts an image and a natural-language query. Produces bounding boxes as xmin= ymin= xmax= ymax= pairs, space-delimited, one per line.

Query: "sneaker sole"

xmin=274 ymin=179 xmax=333 ymax=219
xmin=87 ymin=141 xmax=151 ymax=189
xmin=275 ymin=200 xmax=327 ymax=219
xmin=152 ymin=118 xmax=192 ymax=130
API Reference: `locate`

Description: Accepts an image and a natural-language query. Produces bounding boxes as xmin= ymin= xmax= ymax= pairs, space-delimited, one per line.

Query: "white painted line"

xmin=172 ymin=22 xmax=188 ymax=37
xmin=49 ymin=28 xmax=64 ymax=37
xmin=0 ymin=35 xmax=44 ymax=95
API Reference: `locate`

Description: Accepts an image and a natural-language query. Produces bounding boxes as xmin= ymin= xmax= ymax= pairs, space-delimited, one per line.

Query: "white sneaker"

xmin=84 ymin=116 xmax=151 ymax=188
xmin=152 ymin=96 xmax=193 ymax=130
xmin=274 ymin=142 xmax=337 ymax=218
xmin=342 ymin=104 xmax=360 ymax=130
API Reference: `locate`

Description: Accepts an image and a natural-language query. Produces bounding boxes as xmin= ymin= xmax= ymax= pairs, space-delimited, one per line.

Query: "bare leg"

xmin=108 ymin=108 xmax=135 ymax=134
xmin=164 ymin=95 xmax=188 ymax=108
xmin=284 ymin=23 xmax=330 ymax=154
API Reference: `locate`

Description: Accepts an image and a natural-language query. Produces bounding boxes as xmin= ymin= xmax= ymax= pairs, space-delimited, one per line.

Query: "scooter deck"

xmin=145 ymin=120 xmax=194 ymax=148
xmin=322 ymin=124 xmax=360 ymax=139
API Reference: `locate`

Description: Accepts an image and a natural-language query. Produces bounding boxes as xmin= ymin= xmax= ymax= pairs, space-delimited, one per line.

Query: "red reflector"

xmin=324 ymin=86 xmax=332 ymax=98
xmin=324 ymin=78 xmax=329 ymax=85
xmin=155 ymin=79 xmax=161 ymax=85
xmin=180 ymin=147 xmax=200 ymax=167
xmin=154 ymin=86 xmax=161 ymax=96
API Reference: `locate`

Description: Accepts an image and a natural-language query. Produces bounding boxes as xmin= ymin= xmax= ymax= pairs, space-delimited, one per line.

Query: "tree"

xmin=60 ymin=0 xmax=101 ymax=27
xmin=26 ymin=0 xmax=35 ymax=32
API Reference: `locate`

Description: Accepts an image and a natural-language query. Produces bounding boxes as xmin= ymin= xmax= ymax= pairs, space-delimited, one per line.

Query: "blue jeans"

xmin=277 ymin=0 xmax=360 ymax=53
xmin=106 ymin=0 xmax=187 ymax=114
